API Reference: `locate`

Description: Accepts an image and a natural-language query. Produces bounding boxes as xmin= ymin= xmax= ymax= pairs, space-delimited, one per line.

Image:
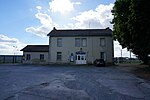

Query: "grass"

xmin=133 ymin=66 xmax=150 ymax=80
xmin=116 ymin=63 xmax=150 ymax=81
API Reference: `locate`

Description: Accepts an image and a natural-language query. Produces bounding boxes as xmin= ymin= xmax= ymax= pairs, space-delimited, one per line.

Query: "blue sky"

xmin=0 ymin=0 xmax=133 ymax=57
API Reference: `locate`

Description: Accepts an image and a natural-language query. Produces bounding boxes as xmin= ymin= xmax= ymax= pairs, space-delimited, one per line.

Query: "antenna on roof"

xmin=106 ymin=27 xmax=110 ymax=30
xmin=89 ymin=22 xmax=91 ymax=29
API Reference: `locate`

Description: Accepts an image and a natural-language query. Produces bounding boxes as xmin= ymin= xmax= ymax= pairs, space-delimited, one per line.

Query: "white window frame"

xmin=75 ymin=38 xmax=87 ymax=47
xmin=81 ymin=38 xmax=87 ymax=47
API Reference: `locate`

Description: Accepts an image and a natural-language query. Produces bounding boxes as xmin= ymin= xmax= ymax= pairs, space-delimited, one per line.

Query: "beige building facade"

xmin=21 ymin=45 xmax=49 ymax=64
xmin=47 ymin=28 xmax=114 ymax=65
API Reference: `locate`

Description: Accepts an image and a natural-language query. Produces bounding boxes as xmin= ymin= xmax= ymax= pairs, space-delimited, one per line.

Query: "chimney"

xmin=106 ymin=27 xmax=110 ymax=30
xmin=53 ymin=27 xmax=56 ymax=30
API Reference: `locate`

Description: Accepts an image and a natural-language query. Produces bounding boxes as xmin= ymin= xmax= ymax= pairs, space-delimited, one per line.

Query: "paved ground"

xmin=0 ymin=65 xmax=150 ymax=100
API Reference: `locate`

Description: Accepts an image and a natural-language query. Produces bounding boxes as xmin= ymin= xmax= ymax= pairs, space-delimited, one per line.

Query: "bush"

xmin=31 ymin=58 xmax=46 ymax=64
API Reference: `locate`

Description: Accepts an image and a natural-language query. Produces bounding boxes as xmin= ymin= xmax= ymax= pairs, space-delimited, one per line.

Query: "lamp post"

xmin=129 ymin=49 xmax=132 ymax=63
xmin=121 ymin=49 xmax=122 ymax=58
xmin=119 ymin=47 xmax=123 ymax=63
xmin=13 ymin=46 xmax=17 ymax=63
xmin=148 ymin=54 xmax=150 ymax=67
xmin=13 ymin=46 xmax=17 ymax=55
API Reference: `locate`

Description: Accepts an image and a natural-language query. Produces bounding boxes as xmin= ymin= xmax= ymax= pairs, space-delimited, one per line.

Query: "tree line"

xmin=112 ymin=0 xmax=150 ymax=64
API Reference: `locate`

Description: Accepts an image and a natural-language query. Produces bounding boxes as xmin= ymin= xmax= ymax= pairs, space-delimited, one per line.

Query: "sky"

xmin=0 ymin=0 xmax=134 ymax=57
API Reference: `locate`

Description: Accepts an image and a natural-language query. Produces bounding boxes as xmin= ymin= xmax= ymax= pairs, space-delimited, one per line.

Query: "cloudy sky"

xmin=0 ymin=0 xmax=134 ymax=57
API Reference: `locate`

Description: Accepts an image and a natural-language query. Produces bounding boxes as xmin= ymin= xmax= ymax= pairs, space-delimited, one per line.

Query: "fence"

xmin=0 ymin=55 xmax=23 ymax=63
xmin=114 ymin=57 xmax=141 ymax=64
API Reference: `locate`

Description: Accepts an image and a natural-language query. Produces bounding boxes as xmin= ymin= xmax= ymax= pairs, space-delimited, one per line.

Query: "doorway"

xmin=75 ymin=51 xmax=86 ymax=64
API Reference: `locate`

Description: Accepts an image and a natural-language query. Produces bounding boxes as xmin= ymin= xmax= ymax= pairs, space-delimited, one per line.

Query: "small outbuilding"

xmin=21 ymin=45 xmax=49 ymax=64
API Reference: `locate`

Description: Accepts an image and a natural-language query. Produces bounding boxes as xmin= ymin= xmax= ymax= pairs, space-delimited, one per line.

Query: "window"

xmin=40 ymin=54 xmax=44 ymax=60
xmin=81 ymin=38 xmax=87 ymax=47
xmin=57 ymin=52 xmax=62 ymax=61
xmin=75 ymin=38 xmax=80 ymax=47
xmin=81 ymin=55 xmax=84 ymax=60
xmin=77 ymin=55 xmax=80 ymax=60
xmin=100 ymin=38 xmax=106 ymax=46
xmin=75 ymin=38 xmax=87 ymax=47
xmin=100 ymin=52 xmax=106 ymax=61
xmin=26 ymin=54 xmax=31 ymax=60
xmin=57 ymin=38 xmax=62 ymax=47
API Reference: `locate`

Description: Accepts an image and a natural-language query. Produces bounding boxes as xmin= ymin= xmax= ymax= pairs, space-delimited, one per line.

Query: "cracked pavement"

xmin=0 ymin=65 xmax=150 ymax=100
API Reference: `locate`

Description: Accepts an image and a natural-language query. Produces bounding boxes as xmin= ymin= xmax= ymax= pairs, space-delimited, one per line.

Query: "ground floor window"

xmin=40 ymin=54 xmax=44 ymax=60
xmin=57 ymin=52 xmax=62 ymax=61
xmin=100 ymin=52 xmax=106 ymax=61
xmin=26 ymin=54 xmax=31 ymax=60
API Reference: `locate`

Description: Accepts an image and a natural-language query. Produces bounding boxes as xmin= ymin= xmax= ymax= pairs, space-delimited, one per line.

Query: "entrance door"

xmin=76 ymin=54 xmax=86 ymax=64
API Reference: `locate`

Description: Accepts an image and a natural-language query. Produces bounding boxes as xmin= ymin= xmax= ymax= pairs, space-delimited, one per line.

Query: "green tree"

xmin=112 ymin=0 xmax=150 ymax=64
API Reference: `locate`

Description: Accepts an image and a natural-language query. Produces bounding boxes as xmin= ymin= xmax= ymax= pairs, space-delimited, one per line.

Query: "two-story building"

xmin=47 ymin=27 xmax=113 ymax=65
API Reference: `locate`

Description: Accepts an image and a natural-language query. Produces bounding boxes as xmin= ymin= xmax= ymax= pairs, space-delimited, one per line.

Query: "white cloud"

xmin=114 ymin=41 xmax=135 ymax=58
xmin=0 ymin=34 xmax=26 ymax=55
xmin=35 ymin=13 xmax=52 ymax=26
xmin=36 ymin=6 xmax=42 ymax=10
xmin=0 ymin=34 xmax=19 ymax=43
xmin=49 ymin=0 xmax=81 ymax=14
xmin=26 ymin=12 xmax=58 ymax=38
xmin=73 ymin=2 xmax=81 ymax=5
xmin=72 ymin=4 xmax=114 ymax=29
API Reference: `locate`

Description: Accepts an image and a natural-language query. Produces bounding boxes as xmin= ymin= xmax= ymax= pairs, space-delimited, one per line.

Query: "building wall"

xmin=49 ymin=36 xmax=113 ymax=64
xmin=23 ymin=52 xmax=48 ymax=64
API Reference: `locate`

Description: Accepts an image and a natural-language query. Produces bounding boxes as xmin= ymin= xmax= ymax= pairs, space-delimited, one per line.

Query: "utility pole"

xmin=121 ymin=49 xmax=122 ymax=58
xmin=120 ymin=47 xmax=122 ymax=63
xmin=13 ymin=46 xmax=17 ymax=63
xmin=148 ymin=54 xmax=150 ymax=67
xmin=130 ymin=50 xmax=131 ymax=63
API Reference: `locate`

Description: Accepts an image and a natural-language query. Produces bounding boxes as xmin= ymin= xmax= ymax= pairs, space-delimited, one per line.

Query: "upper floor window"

xmin=81 ymin=38 xmax=87 ymax=47
xmin=57 ymin=38 xmax=62 ymax=47
xmin=26 ymin=54 xmax=31 ymax=60
xmin=75 ymin=38 xmax=87 ymax=47
xmin=40 ymin=54 xmax=44 ymax=60
xmin=75 ymin=38 xmax=80 ymax=47
xmin=100 ymin=38 xmax=106 ymax=46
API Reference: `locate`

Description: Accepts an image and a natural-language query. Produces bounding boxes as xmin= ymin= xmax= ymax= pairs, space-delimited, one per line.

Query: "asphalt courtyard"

xmin=0 ymin=64 xmax=150 ymax=100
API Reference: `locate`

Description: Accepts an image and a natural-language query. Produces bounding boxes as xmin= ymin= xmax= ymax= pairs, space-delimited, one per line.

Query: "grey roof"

xmin=47 ymin=28 xmax=112 ymax=37
xmin=21 ymin=45 xmax=49 ymax=52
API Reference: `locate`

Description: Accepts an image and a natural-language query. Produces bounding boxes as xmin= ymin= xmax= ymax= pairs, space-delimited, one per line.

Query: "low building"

xmin=21 ymin=45 xmax=49 ymax=64
xmin=47 ymin=27 xmax=114 ymax=65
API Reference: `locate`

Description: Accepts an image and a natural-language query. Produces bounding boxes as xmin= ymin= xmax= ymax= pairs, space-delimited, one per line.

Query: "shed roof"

xmin=21 ymin=45 xmax=49 ymax=52
xmin=47 ymin=27 xmax=112 ymax=37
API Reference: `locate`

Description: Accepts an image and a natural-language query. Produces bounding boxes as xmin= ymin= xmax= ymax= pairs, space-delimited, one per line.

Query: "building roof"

xmin=21 ymin=45 xmax=49 ymax=52
xmin=47 ymin=27 xmax=112 ymax=37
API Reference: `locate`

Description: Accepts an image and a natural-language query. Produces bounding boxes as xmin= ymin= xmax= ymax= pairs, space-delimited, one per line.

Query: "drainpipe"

xmin=91 ymin=36 xmax=94 ymax=64
xmin=48 ymin=37 xmax=51 ymax=63
xmin=112 ymin=40 xmax=114 ymax=65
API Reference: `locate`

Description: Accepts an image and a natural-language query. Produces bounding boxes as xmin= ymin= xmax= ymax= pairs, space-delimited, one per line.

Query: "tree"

xmin=112 ymin=0 xmax=150 ymax=64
